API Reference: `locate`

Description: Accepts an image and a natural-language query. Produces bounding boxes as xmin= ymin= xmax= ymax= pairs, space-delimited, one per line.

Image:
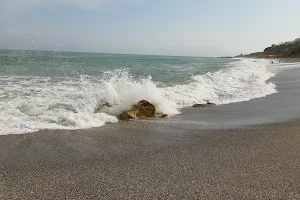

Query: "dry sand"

xmin=1 ymin=119 xmax=300 ymax=199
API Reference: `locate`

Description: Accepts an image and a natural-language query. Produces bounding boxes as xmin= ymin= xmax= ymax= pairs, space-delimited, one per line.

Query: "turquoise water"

xmin=0 ymin=50 xmax=276 ymax=135
xmin=0 ymin=49 xmax=231 ymax=85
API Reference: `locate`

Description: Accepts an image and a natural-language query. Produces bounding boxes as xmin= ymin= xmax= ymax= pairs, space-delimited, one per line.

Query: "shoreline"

xmin=1 ymin=57 xmax=298 ymax=135
xmin=236 ymin=57 xmax=300 ymax=62
xmin=1 ymin=58 xmax=300 ymax=199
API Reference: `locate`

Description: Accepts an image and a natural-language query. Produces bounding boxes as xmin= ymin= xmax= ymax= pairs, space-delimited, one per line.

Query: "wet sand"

xmin=1 ymin=120 xmax=300 ymax=199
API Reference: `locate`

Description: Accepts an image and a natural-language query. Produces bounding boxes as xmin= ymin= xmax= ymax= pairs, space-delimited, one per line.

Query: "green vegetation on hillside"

xmin=241 ymin=38 xmax=300 ymax=58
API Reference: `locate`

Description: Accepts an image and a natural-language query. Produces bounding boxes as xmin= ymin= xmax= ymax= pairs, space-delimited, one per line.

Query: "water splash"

xmin=0 ymin=59 xmax=277 ymax=135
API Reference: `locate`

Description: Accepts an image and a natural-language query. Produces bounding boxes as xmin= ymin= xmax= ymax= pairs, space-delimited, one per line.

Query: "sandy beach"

xmin=1 ymin=119 xmax=300 ymax=199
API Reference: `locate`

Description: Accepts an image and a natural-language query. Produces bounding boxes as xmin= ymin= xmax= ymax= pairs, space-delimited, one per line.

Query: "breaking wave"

xmin=0 ymin=59 xmax=277 ymax=135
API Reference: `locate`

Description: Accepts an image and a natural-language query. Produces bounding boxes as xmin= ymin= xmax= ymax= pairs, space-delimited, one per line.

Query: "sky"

xmin=0 ymin=0 xmax=300 ymax=57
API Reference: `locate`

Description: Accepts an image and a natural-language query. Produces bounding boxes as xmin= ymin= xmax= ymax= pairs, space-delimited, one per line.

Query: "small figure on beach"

xmin=270 ymin=61 xmax=274 ymax=64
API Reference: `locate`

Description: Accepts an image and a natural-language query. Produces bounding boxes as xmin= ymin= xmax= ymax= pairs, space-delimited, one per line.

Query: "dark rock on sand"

xmin=119 ymin=110 xmax=136 ymax=120
xmin=160 ymin=114 xmax=168 ymax=118
xmin=119 ymin=100 xmax=156 ymax=120
xmin=192 ymin=101 xmax=216 ymax=108
xmin=136 ymin=100 xmax=156 ymax=117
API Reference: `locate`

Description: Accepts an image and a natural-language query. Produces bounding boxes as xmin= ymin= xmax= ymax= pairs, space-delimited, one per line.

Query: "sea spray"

xmin=0 ymin=58 xmax=277 ymax=135
xmin=163 ymin=59 xmax=276 ymax=106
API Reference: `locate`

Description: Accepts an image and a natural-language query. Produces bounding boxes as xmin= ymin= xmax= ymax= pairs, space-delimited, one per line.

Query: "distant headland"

xmin=237 ymin=38 xmax=300 ymax=58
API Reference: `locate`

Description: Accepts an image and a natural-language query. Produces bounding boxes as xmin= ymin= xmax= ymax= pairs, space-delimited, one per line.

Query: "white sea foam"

xmin=0 ymin=59 xmax=277 ymax=135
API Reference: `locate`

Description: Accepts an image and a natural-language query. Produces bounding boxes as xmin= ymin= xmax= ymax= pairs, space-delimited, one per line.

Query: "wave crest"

xmin=0 ymin=59 xmax=277 ymax=134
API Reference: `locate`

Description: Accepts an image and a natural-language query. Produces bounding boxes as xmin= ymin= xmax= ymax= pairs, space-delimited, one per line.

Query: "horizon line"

xmin=0 ymin=48 xmax=226 ymax=58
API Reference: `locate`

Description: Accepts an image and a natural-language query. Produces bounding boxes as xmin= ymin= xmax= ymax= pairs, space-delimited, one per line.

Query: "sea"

xmin=0 ymin=49 xmax=277 ymax=135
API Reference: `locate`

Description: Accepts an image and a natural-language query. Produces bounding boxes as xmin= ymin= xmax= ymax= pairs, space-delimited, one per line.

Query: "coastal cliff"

xmin=239 ymin=38 xmax=300 ymax=58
